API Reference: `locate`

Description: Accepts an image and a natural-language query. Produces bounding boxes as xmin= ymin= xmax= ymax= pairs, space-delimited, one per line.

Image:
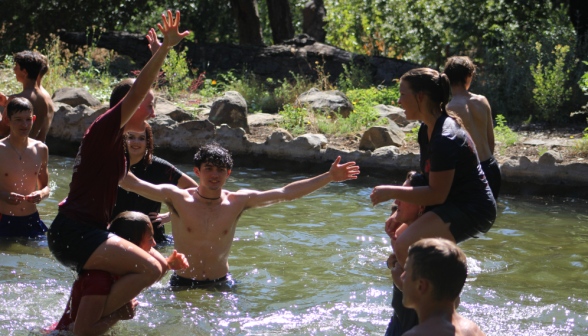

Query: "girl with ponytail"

xmin=373 ymin=67 xmax=497 ymax=335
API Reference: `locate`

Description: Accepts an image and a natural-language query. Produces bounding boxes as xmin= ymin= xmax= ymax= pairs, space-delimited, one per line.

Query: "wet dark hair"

xmin=124 ymin=123 xmax=154 ymax=167
xmin=444 ymin=56 xmax=476 ymax=87
xmin=408 ymin=238 xmax=467 ymax=301
xmin=194 ymin=142 xmax=233 ymax=170
xmin=6 ymin=97 xmax=33 ymax=119
xmin=14 ymin=51 xmax=47 ymax=80
xmin=108 ymin=211 xmax=153 ymax=246
xmin=110 ymin=78 xmax=135 ymax=108
xmin=400 ymin=68 xmax=463 ymax=127
xmin=406 ymin=171 xmax=427 ymax=187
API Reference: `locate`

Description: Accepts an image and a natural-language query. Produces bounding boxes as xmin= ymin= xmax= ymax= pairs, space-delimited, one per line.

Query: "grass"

xmin=572 ymin=127 xmax=588 ymax=154
xmin=494 ymin=114 xmax=520 ymax=151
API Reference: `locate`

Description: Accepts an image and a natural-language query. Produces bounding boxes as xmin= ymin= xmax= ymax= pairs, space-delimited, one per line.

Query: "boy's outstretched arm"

xmin=120 ymin=10 xmax=189 ymax=128
xmin=243 ymin=156 xmax=359 ymax=209
xmin=120 ymin=171 xmax=179 ymax=204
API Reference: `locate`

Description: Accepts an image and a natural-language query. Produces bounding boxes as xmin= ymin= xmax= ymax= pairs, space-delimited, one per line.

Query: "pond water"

xmin=1 ymin=155 xmax=588 ymax=335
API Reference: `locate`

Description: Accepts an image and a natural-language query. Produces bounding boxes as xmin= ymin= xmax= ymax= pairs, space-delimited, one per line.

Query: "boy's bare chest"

xmin=0 ymin=148 xmax=41 ymax=188
xmin=175 ymin=199 xmax=242 ymax=237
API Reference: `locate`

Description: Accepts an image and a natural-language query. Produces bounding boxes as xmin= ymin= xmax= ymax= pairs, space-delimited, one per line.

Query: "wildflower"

xmin=315 ymin=61 xmax=319 ymax=64
xmin=307 ymin=121 xmax=311 ymax=124
xmin=327 ymin=116 xmax=331 ymax=118
xmin=211 ymin=80 xmax=217 ymax=85
xmin=571 ymin=136 xmax=574 ymax=138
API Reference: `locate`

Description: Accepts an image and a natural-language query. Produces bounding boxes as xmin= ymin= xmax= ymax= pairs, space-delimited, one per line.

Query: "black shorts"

xmin=481 ymin=155 xmax=502 ymax=201
xmin=428 ymin=201 xmax=496 ymax=243
xmin=0 ymin=212 xmax=48 ymax=237
xmin=47 ymin=212 xmax=114 ymax=274
xmin=170 ymin=273 xmax=233 ymax=288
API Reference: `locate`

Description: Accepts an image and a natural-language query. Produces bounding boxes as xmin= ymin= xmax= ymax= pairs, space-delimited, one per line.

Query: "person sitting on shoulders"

xmin=383 ymin=171 xmax=426 ymax=336
xmin=53 ymin=211 xmax=188 ymax=335
xmin=120 ymin=142 xmax=360 ymax=289
xmin=0 ymin=98 xmax=50 ymax=237
xmin=0 ymin=51 xmax=54 ymax=142
xmin=110 ymin=80 xmax=198 ymax=245
xmin=47 ymin=10 xmax=190 ymax=320
xmin=400 ymin=238 xmax=486 ymax=336
xmin=444 ymin=56 xmax=501 ymax=200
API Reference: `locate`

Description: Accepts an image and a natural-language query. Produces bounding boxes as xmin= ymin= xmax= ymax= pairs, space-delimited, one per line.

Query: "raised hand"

xmin=384 ymin=214 xmax=402 ymax=240
xmin=157 ymin=10 xmax=190 ymax=49
xmin=329 ymin=156 xmax=360 ymax=182
xmin=146 ymin=28 xmax=161 ymax=55
xmin=166 ymin=250 xmax=189 ymax=270
xmin=148 ymin=212 xmax=171 ymax=228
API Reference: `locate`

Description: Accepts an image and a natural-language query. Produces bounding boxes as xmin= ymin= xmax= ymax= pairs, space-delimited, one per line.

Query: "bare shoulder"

xmin=469 ymin=93 xmax=491 ymax=108
xmin=31 ymin=139 xmax=48 ymax=150
xmin=457 ymin=315 xmax=486 ymax=336
xmin=232 ymin=189 xmax=261 ymax=198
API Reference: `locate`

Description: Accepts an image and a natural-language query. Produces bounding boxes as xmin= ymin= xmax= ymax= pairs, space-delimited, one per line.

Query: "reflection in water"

xmin=0 ymin=156 xmax=587 ymax=335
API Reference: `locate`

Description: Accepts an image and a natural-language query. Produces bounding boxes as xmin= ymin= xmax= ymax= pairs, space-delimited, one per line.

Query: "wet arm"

xmin=29 ymin=103 xmax=48 ymax=139
xmin=120 ymin=171 xmax=179 ymax=204
xmin=35 ymin=145 xmax=50 ymax=200
xmin=371 ymin=170 xmax=454 ymax=206
xmin=244 ymin=156 xmax=359 ymax=209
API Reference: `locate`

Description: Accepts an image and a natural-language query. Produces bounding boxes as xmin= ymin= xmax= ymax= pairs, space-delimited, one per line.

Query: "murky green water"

xmin=1 ymin=155 xmax=588 ymax=335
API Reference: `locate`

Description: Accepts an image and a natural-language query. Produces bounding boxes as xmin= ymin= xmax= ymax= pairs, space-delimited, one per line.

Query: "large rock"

xmin=52 ymin=88 xmax=101 ymax=107
xmin=359 ymin=125 xmax=405 ymax=150
xmin=538 ymin=150 xmax=564 ymax=165
xmin=48 ymin=103 xmax=102 ymax=141
xmin=291 ymin=134 xmax=328 ymax=150
xmin=208 ymin=91 xmax=250 ymax=133
xmin=374 ymin=104 xmax=409 ymax=126
xmin=296 ymin=88 xmax=353 ymax=118
xmin=248 ymin=113 xmax=284 ymax=126
xmin=265 ymin=128 xmax=293 ymax=145
xmin=155 ymin=98 xmax=195 ymax=123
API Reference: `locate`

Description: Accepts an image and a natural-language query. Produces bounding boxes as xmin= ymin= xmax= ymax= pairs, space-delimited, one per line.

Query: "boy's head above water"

xmin=6 ymin=97 xmax=33 ymax=120
xmin=109 ymin=211 xmax=155 ymax=252
xmin=14 ymin=50 xmax=47 ymax=81
xmin=193 ymin=142 xmax=234 ymax=171
xmin=444 ymin=56 xmax=476 ymax=88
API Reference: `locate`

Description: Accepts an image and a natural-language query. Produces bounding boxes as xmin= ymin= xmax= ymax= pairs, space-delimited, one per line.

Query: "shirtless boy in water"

xmin=121 ymin=143 xmax=360 ymax=287
xmin=0 ymin=51 xmax=54 ymax=142
xmin=444 ymin=56 xmax=501 ymax=199
xmin=401 ymin=238 xmax=486 ymax=336
xmin=0 ymin=98 xmax=50 ymax=237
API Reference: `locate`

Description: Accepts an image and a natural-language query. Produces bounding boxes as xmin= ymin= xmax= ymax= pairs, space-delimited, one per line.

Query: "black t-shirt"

xmin=112 ymin=156 xmax=183 ymax=219
xmin=418 ymin=115 xmax=494 ymax=207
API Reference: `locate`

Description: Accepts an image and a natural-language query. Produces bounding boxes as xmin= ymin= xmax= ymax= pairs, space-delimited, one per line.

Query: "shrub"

xmin=162 ymin=48 xmax=191 ymax=99
xmin=494 ymin=114 xmax=519 ymax=147
xmin=573 ymin=127 xmax=588 ymax=154
xmin=530 ymin=43 xmax=572 ymax=122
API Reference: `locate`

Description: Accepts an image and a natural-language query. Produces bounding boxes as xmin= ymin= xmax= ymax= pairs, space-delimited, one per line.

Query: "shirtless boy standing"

xmin=121 ymin=143 xmax=360 ymax=287
xmin=401 ymin=238 xmax=486 ymax=336
xmin=0 ymin=98 xmax=50 ymax=237
xmin=0 ymin=51 xmax=54 ymax=142
xmin=444 ymin=56 xmax=501 ymax=199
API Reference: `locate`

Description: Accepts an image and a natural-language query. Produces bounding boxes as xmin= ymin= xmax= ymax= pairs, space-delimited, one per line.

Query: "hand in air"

xmin=116 ymin=299 xmax=139 ymax=320
xmin=370 ymin=186 xmax=394 ymax=206
xmin=1 ymin=192 xmax=25 ymax=205
xmin=329 ymin=156 xmax=360 ymax=182
xmin=167 ymin=250 xmax=189 ymax=270
xmin=149 ymin=212 xmax=171 ymax=228
xmin=146 ymin=28 xmax=161 ymax=55
xmin=157 ymin=10 xmax=190 ymax=49
xmin=25 ymin=191 xmax=43 ymax=204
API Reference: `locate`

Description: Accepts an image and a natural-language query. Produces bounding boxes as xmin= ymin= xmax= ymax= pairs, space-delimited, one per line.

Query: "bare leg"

xmin=394 ymin=211 xmax=455 ymax=268
xmin=82 ymin=236 xmax=163 ymax=317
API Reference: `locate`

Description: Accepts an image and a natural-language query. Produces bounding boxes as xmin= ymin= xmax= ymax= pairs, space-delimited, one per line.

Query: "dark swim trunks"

xmin=170 ymin=273 xmax=233 ymax=288
xmin=47 ymin=212 xmax=115 ymax=274
xmin=480 ymin=155 xmax=502 ymax=201
xmin=0 ymin=212 xmax=48 ymax=237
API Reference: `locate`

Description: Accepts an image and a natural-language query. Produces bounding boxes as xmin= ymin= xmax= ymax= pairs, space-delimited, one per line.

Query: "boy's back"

xmin=447 ymin=93 xmax=493 ymax=162
xmin=405 ymin=314 xmax=486 ymax=336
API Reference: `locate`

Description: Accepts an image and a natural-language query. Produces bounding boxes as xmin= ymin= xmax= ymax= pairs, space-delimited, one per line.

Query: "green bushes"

xmin=494 ymin=115 xmax=519 ymax=149
xmin=530 ymin=43 xmax=572 ymax=122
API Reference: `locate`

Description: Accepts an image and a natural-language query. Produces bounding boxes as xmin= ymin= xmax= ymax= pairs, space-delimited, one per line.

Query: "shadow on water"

xmin=3 ymin=156 xmax=588 ymax=335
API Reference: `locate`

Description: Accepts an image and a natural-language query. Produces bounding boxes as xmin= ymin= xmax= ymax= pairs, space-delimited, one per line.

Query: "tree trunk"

xmin=230 ymin=0 xmax=264 ymax=45
xmin=302 ymin=0 xmax=327 ymax=43
xmin=266 ymin=0 xmax=295 ymax=44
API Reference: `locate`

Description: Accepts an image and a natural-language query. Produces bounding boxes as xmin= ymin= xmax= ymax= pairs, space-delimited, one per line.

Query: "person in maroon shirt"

xmin=47 ymin=10 xmax=190 ymax=320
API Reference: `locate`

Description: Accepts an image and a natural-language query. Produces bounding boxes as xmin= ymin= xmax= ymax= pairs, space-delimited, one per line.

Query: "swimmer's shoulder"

xmin=30 ymin=138 xmax=48 ymax=151
xmin=468 ymin=93 xmax=491 ymax=111
xmin=456 ymin=315 xmax=486 ymax=336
